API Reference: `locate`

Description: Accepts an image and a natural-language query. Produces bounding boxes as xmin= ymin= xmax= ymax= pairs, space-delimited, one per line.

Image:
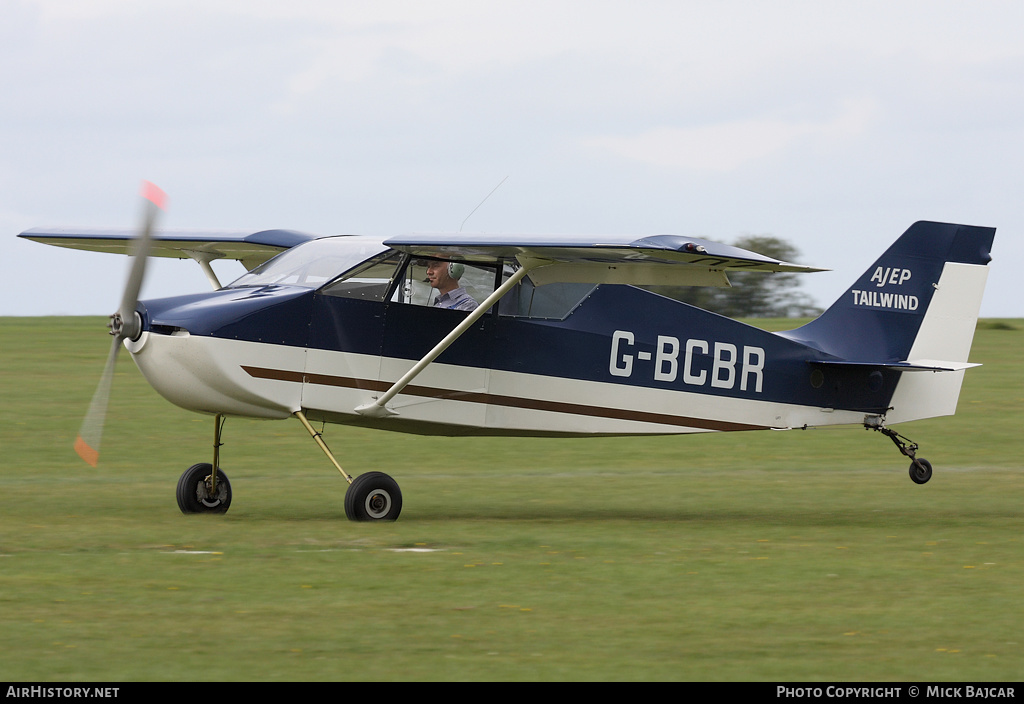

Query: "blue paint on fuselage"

xmin=141 ymin=285 xmax=314 ymax=346
xmin=137 ymin=221 xmax=996 ymax=417
xmin=140 ymin=279 xmax=896 ymax=414
xmin=780 ymin=222 xmax=995 ymax=360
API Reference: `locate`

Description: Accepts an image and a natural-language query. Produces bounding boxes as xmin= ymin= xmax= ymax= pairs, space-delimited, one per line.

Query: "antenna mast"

xmin=460 ymin=175 xmax=509 ymax=232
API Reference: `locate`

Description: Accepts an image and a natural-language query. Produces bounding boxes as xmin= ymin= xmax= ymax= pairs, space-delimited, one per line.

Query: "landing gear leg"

xmin=176 ymin=414 xmax=233 ymax=513
xmin=294 ymin=410 xmax=403 ymax=522
xmin=294 ymin=410 xmax=352 ymax=482
xmin=866 ymin=418 xmax=933 ymax=484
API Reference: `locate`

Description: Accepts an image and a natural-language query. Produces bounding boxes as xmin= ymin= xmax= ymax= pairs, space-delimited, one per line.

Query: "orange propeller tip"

xmin=74 ymin=435 xmax=99 ymax=467
xmin=141 ymin=180 xmax=168 ymax=211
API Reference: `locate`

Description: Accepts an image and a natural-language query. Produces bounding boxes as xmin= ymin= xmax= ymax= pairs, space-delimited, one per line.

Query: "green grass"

xmin=1 ymin=317 xmax=1022 ymax=681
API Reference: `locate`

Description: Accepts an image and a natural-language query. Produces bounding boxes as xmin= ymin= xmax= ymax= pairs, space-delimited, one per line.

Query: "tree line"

xmin=644 ymin=235 xmax=822 ymax=319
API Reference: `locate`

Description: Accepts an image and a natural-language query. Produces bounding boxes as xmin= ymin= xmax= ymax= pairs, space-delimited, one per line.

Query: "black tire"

xmin=177 ymin=462 xmax=232 ymax=514
xmin=909 ymin=458 xmax=933 ymax=485
xmin=344 ymin=472 xmax=402 ymax=522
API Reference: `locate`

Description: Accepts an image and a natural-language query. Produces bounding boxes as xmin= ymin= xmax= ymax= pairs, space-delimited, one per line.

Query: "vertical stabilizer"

xmin=780 ymin=221 xmax=994 ymax=422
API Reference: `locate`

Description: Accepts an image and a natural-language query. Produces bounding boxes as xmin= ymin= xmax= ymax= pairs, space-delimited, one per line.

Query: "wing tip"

xmin=74 ymin=435 xmax=99 ymax=467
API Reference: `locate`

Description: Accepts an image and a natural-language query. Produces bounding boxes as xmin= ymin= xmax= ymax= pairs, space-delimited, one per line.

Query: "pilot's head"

xmin=425 ymin=260 xmax=462 ymax=294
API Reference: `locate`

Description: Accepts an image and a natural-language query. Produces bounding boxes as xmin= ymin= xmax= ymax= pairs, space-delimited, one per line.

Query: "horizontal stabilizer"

xmin=812 ymin=359 xmax=981 ymax=372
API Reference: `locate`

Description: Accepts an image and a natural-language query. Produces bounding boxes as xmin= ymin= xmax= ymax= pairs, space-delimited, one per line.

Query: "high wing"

xmin=385 ymin=232 xmax=827 ymax=286
xmin=19 ymin=227 xmax=320 ymax=289
xmin=19 ymin=227 xmax=318 ymax=270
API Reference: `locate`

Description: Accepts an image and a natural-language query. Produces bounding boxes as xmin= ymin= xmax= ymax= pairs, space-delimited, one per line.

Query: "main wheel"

xmin=345 ymin=472 xmax=402 ymax=522
xmin=909 ymin=458 xmax=933 ymax=485
xmin=177 ymin=463 xmax=232 ymax=514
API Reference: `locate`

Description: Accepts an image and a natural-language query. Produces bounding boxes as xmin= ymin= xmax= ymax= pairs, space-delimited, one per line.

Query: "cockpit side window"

xmin=320 ymin=251 xmax=406 ymax=301
xmin=392 ymin=259 xmax=500 ymax=310
xmin=497 ymin=265 xmax=595 ymax=319
xmin=384 ymin=256 xmax=594 ymax=318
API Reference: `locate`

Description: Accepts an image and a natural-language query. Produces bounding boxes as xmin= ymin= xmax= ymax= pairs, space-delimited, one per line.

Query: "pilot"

xmin=425 ymin=260 xmax=478 ymax=311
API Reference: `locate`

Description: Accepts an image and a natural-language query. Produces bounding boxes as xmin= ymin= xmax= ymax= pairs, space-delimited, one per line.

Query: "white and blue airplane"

xmin=20 ymin=182 xmax=996 ymax=521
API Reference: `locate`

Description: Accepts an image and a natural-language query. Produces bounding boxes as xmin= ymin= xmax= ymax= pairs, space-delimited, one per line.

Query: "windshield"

xmin=225 ymin=236 xmax=389 ymax=289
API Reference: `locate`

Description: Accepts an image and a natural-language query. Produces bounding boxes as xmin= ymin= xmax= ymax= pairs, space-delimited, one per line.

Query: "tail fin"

xmin=781 ymin=221 xmax=995 ymax=422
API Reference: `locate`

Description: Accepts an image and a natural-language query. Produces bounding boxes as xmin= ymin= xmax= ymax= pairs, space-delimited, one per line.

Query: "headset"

xmin=447 ymin=261 xmax=465 ymax=279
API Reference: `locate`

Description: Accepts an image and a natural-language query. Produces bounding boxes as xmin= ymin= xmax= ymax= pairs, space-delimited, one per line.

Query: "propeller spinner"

xmin=74 ymin=181 xmax=167 ymax=466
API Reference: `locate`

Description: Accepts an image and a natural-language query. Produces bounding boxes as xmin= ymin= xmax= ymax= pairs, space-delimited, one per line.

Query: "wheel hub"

xmin=197 ymin=475 xmax=228 ymax=507
xmin=365 ymin=490 xmax=391 ymax=519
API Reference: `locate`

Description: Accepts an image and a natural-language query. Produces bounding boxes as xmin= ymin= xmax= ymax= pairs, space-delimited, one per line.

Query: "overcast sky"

xmin=3 ymin=0 xmax=1022 ymax=317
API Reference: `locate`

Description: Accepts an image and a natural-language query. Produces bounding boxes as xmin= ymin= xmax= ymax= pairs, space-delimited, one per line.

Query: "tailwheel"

xmin=177 ymin=462 xmax=232 ymax=514
xmin=909 ymin=458 xmax=933 ymax=485
xmin=345 ymin=472 xmax=402 ymax=522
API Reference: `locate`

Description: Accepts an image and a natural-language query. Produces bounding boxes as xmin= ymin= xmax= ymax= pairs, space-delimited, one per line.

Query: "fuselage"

xmin=125 ymin=236 xmax=899 ymax=437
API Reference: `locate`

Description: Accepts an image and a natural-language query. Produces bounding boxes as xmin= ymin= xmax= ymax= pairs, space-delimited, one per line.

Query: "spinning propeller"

xmin=74 ymin=181 xmax=167 ymax=466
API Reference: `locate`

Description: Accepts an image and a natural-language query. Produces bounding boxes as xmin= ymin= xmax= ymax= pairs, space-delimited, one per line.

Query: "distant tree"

xmin=645 ymin=235 xmax=822 ymax=319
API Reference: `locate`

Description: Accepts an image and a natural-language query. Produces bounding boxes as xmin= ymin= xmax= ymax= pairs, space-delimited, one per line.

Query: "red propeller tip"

xmin=141 ymin=180 xmax=168 ymax=210
xmin=74 ymin=435 xmax=99 ymax=467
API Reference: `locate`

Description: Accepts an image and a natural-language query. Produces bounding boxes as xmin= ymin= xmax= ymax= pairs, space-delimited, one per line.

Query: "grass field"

xmin=1 ymin=316 xmax=1022 ymax=681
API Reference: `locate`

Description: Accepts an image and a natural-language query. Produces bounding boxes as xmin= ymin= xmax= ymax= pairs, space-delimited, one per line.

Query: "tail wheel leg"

xmin=867 ymin=421 xmax=933 ymax=484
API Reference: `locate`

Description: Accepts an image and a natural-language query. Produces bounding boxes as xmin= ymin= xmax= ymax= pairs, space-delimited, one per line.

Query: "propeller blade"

xmin=118 ymin=181 xmax=167 ymax=319
xmin=74 ymin=336 xmax=121 ymax=467
xmin=74 ymin=181 xmax=167 ymax=466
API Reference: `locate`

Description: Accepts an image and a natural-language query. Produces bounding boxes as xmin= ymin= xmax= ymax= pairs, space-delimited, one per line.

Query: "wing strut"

xmin=182 ymin=251 xmax=224 ymax=290
xmin=354 ymin=260 xmax=542 ymax=418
